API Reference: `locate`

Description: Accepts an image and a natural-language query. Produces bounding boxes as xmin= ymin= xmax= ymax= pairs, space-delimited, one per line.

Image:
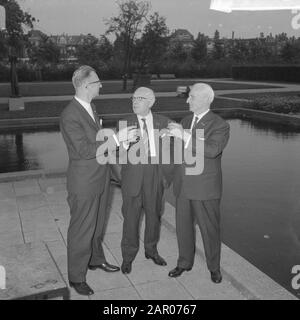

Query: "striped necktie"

xmin=191 ymin=115 xmax=199 ymax=131
xmin=141 ymin=118 xmax=150 ymax=156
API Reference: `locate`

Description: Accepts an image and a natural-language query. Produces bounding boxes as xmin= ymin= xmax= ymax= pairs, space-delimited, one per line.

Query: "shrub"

xmin=232 ymin=65 xmax=300 ymax=83
xmin=251 ymin=95 xmax=300 ymax=114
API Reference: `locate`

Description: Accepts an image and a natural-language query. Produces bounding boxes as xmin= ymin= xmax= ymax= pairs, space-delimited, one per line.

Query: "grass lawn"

xmin=0 ymin=79 xmax=281 ymax=97
xmin=0 ymin=97 xmax=248 ymax=120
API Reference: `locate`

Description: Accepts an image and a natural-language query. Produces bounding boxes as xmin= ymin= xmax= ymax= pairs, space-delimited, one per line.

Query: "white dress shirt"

xmin=137 ymin=111 xmax=156 ymax=157
xmin=184 ymin=109 xmax=210 ymax=148
xmin=75 ymin=96 xmax=119 ymax=146
xmin=75 ymin=96 xmax=96 ymax=122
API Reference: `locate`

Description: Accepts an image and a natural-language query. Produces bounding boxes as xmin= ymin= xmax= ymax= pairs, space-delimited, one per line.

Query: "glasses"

xmin=131 ymin=97 xmax=147 ymax=101
xmin=87 ymin=80 xmax=102 ymax=85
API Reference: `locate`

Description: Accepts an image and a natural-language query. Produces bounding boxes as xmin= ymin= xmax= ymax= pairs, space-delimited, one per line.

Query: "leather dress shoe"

xmin=121 ymin=261 xmax=132 ymax=274
xmin=69 ymin=281 xmax=94 ymax=296
xmin=168 ymin=266 xmax=191 ymax=278
xmin=210 ymin=270 xmax=222 ymax=283
xmin=88 ymin=262 xmax=120 ymax=272
xmin=145 ymin=253 xmax=167 ymax=266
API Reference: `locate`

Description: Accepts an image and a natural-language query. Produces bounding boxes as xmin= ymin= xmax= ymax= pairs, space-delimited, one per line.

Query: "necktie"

xmin=91 ymin=105 xmax=100 ymax=128
xmin=191 ymin=116 xmax=199 ymax=131
xmin=141 ymin=118 xmax=150 ymax=156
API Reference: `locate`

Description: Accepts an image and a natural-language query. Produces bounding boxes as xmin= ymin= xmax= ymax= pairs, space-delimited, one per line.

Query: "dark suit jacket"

xmin=119 ymin=113 xmax=172 ymax=197
xmin=60 ymin=98 xmax=111 ymax=196
xmin=173 ymin=111 xmax=230 ymax=200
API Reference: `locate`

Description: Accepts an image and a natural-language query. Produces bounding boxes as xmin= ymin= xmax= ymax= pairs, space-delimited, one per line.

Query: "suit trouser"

xmin=67 ymin=177 xmax=110 ymax=283
xmin=121 ymin=165 xmax=164 ymax=262
xmin=176 ymin=194 xmax=221 ymax=272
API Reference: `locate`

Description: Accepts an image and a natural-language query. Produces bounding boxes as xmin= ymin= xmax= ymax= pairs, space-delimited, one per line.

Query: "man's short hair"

xmin=134 ymin=87 xmax=155 ymax=107
xmin=193 ymin=83 xmax=215 ymax=104
xmin=72 ymin=65 xmax=96 ymax=89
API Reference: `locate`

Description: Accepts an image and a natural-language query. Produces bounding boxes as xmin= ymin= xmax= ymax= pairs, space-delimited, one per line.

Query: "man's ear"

xmin=149 ymin=97 xmax=155 ymax=108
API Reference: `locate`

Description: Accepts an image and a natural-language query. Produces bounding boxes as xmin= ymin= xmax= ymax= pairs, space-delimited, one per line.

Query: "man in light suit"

xmin=167 ymin=83 xmax=230 ymax=283
xmin=119 ymin=87 xmax=172 ymax=274
xmin=60 ymin=65 xmax=137 ymax=295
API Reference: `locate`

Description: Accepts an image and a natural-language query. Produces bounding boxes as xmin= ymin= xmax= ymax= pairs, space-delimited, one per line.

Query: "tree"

xmin=28 ymin=34 xmax=60 ymax=66
xmin=212 ymin=30 xmax=224 ymax=60
xmin=105 ymin=0 xmax=150 ymax=90
xmin=228 ymin=39 xmax=248 ymax=63
xmin=280 ymin=41 xmax=300 ymax=62
xmin=0 ymin=0 xmax=35 ymax=96
xmin=98 ymin=35 xmax=113 ymax=62
xmin=76 ymin=34 xmax=101 ymax=67
xmin=0 ymin=0 xmax=35 ymax=54
xmin=134 ymin=12 xmax=169 ymax=73
xmin=169 ymin=42 xmax=187 ymax=63
xmin=191 ymin=32 xmax=207 ymax=62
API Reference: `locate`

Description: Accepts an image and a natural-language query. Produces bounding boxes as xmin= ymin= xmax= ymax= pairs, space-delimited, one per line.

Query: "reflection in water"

xmin=0 ymin=127 xmax=67 ymax=173
xmin=221 ymin=119 xmax=300 ymax=298
xmin=0 ymin=119 xmax=300 ymax=298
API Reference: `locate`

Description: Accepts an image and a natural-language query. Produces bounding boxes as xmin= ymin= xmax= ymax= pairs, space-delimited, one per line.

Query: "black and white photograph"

xmin=0 ymin=0 xmax=300 ymax=304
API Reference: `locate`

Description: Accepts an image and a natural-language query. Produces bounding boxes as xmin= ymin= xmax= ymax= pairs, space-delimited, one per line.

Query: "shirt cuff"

xmin=113 ymin=134 xmax=120 ymax=147
xmin=184 ymin=132 xmax=192 ymax=149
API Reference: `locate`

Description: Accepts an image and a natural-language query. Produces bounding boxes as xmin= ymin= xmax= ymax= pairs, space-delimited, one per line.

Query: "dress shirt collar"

xmin=193 ymin=109 xmax=210 ymax=123
xmin=137 ymin=111 xmax=153 ymax=124
xmin=74 ymin=96 xmax=95 ymax=122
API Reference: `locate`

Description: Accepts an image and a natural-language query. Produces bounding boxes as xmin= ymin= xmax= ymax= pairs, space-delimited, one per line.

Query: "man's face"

xmin=186 ymin=87 xmax=209 ymax=115
xmin=85 ymin=72 xmax=102 ymax=100
xmin=132 ymin=91 xmax=153 ymax=116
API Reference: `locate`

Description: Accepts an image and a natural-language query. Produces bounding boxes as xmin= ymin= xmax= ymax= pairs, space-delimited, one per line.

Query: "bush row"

xmin=232 ymin=65 xmax=300 ymax=82
xmin=251 ymin=95 xmax=300 ymax=114
xmin=0 ymin=59 xmax=233 ymax=82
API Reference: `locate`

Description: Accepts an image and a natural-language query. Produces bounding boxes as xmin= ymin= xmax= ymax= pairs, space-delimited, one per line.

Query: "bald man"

xmin=167 ymin=83 xmax=230 ymax=284
xmin=118 ymin=87 xmax=172 ymax=274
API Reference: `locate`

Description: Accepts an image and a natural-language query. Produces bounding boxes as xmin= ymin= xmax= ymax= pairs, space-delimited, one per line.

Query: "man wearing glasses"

xmin=118 ymin=87 xmax=173 ymax=274
xmin=60 ymin=65 xmax=137 ymax=295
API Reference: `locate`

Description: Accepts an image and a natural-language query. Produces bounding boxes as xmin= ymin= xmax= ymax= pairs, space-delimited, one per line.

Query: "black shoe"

xmin=210 ymin=270 xmax=222 ymax=283
xmin=121 ymin=261 xmax=132 ymax=274
xmin=145 ymin=253 xmax=167 ymax=266
xmin=88 ymin=262 xmax=120 ymax=272
xmin=69 ymin=281 xmax=94 ymax=296
xmin=168 ymin=266 xmax=191 ymax=278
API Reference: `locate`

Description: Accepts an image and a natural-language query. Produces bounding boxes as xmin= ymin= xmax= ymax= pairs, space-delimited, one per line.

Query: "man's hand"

xmin=167 ymin=122 xmax=184 ymax=140
xmin=117 ymin=125 xmax=139 ymax=144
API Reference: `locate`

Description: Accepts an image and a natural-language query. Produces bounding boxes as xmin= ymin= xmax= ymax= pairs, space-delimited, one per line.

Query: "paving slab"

xmin=89 ymin=287 xmax=141 ymax=300
xmin=16 ymin=194 xmax=48 ymax=212
xmin=135 ymin=279 xmax=193 ymax=300
xmin=125 ymin=259 xmax=171 ymax=286
xmin=0 ymin=176 xmax=297 ymax=300
xmin=0 ymin=198 xmax=18 ymax=215
xmin=13 ymin=179 xmax=41 ymax=197
xmin=0 ymin=182 xmax=15 ymax=200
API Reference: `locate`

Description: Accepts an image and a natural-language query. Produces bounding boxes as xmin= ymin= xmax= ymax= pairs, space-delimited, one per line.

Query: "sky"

xmin=17 ymin=0 xmax=300 ymax=39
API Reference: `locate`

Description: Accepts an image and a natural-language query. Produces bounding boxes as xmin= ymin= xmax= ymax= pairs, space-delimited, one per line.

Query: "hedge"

xmin=232 ymin=65 xmax=300 ymax=83
xmin=251 ymin=95 xmax=300 ymax=114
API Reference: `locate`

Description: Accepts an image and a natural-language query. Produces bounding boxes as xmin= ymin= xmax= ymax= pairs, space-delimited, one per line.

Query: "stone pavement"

xmin=0 ymin=175 xmax=297 ymax=300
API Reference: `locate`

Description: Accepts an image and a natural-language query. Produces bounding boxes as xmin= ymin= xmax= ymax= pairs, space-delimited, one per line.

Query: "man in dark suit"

xmin=60 ymin=65 xmax=137 ymax=295
xmin=119 ymin=87 xmax=172 ymax=274
xmin=167 ymin=83 xmax=230 ymax=283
